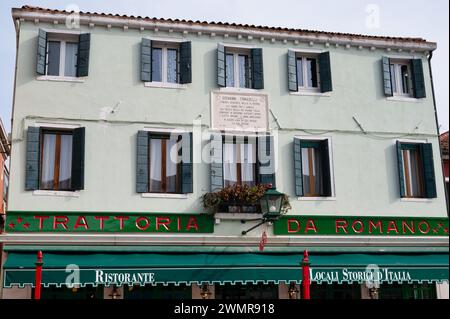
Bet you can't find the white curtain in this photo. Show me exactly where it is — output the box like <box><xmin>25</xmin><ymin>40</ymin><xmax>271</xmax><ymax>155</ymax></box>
<box><xmin>41</xmin><ymin>134</ymin><xmax>56</xmax><ymax>189</ymax></box>
<box><xmin>166</xmin><ymin>139</ymin><xmax>178</xmax><ymax>192</ymax></box>
<box><xmin>64</xmin><ymin>42</ymin><xmax>78</xmax><ymax>77</ymax></box>
<box><xmin>223</xmin><ymin>143</ymin><xmax>237</xmax><ymax>185</ymax></box>
<box><xmin>149</xmin><ymin>139</ymin><xmax>162</xmax><ymax>192</ymax></box>
<box><xmin>240</xmin><ymin>143</ymin><xmax>255</xmax><ymax>183</ymax></box>
<box><xmin>59</xmin><ymin>135</ymin><xmax>73</xmax><ymax>189</ymax></box>
<box><xmin>301</xmin><ymin>148</ymin><xmax>310</xmax><ymax>194</ymax></box>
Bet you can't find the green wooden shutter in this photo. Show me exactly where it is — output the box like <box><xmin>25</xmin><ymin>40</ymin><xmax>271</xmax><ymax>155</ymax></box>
<box><xmin>320</xmin><ymin>139</ymin><xmax>332</xmax><ymax>197</ymax></box>
<box><xmin>141</xmin><ymin>39</ymin><xmax>152</xmax><ymax>82</ymax></box>
<box><xmin>71</xmin><ymin>127</ymin><xmax>85</xmax><ymax>190</ymax></box>
<box><xmin>251</xmin><ymin>48</ymin><xmax>264</xmax><ymax>90</ymax></box>
<box><xmin>210</xmin><ymin>133</ymin><xmax>223</xmax><ymax>191</ymax></box>
<box><xmin>420</xmin><ymin>143</ymin><xmax>437</xmax><ymax>198</ymax></box>
<box><xmin>294</xmin><ymin>138</ymin><xmax>303</xmax><ymax>196</ymax></box>
<box><xmin>181</xmin><ymin>132</ymin><xmax>193</xmax><ymax>194</ymax></box>
<box><xmin>217</xmin><ymin>44</ymin><xmax>226</xmax><ymax>87</ymax></box>
<box><xmin>76</xmin><ymin>33</ymin><xmax>91</xmax><ymax>77</ymax></box>
<box><xmin>411</xmin><ymin>59</ymin><xmax>426</xmax><ymax>99</ymax></box>
<box><xmin>36</xmin><ymin>29</ymin><xmax>47</xmax><ymax>75</ymax></box>
<box><xmin>288</xmin><ymin>50</ymin><xmax>298</xmax><ymax>92</ymax></box>
<box><xmin>180</xmin><ymin>42</ymin><xmax>192</xmax><ymax>84</ymax></box>
<box><xmin>136</xmin><ymin>131</ymin><xmax>149</xmax><ymax>193</ymax></box>
<box><xmin>25</xmin><ymin>127</ymin><xmax>41</xmax><ymax>191</ymax></box>
<box><xmin>382</xmin><ymin>57</ymin><xmax>393</xmax><ymax>97</ymax></box>
<box><xmin>258</xmin><ymin>135</ymin><xmax>276</xmax><ymax>187</ymax></box>
<box><xmin>396</xmin><ymin>141</ymin><xmax>406</xmax><ymax>198</ymax></box>
<box><xmin>319</xmin><ymin>51</ymin><xmax>333</xmax><ymax>93</ymax></box>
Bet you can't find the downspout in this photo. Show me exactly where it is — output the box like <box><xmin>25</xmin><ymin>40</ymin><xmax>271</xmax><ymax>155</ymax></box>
<box><xmin>427</xmin><ymin>51</ymin><xmax>449</xmax><ymax>216</ymax></box>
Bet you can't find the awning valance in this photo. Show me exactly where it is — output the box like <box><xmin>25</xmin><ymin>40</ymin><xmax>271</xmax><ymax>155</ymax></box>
<box><xmin>3</xmin><ymin>252</ymin><xmax>448</xmax><ymax>287</ymax></box>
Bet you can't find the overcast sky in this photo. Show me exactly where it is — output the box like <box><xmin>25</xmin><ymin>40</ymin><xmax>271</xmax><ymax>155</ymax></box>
<box><xmin>0</xmin><ymin>0</ymin><xmax>448</xmax><ymax>133</ymax></box>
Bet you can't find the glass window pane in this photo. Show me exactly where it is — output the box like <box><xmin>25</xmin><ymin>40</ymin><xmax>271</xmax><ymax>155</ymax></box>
<box><xmin>41</xmin><ymin>134</ymin><xmax>57</xmax><ymax>189</ymax></box>
<box><xmin>307</xmin><ymin>58</ymin><xmax>318</xmax><ymax>88</ymax></box>
<box><xmin>314</xmin><ymin>148</ymin><xmax>323</xmax><ymax>195</ymax></box>
<box><xmin>390</xmin><ymin>64</ymin><xmax>397</xmax><ymax>94</ymax></box>
<box><xmin>149</xmin><ymin>139</ymin><xmax>162</xmax><ymax>192</ymax></box>
<box><xmin>238</xmin><ymin>55</ymin><xmax>248</xmax><ymax>88</ymax></box>
<box><xmin>223</xmin><ymin>143</ymin><xmax>237</xmax><ymax>186</ymax></box>
<box><xmin>409</xmin><ymin>150</ymin><xmax>421</xmax><ymax>197</ymax></box>
<box><xmin>226</xmin><ymin>54</ymin><xmax>235</xmax><ymax>87</ymax></box>
<box><xmin>151</xmin><ymin>48</ymin><xmax>163</xmax><ymax>82</ymax></box>
<box><xmin>166</xmin><ymin>139</ymin><xmax>178</xmax><ymax>193</ymax></box>
<box><xmin>400</xmin><ymin>65</ymin><xmax>410</xmax><ymax>94</ymax></box>
<box><xmin>64</xmin><ymin>42</ymin><xmax>78</xmax><ymax>77</ymax></box>
<box><xmin>58</xmin><ymin>135</ymin><xmax>73</xmax><ymax>190</ymax></box>
<box><xmin>167</xmin><ymin>49</ymin><xmax>178</xmax><ymax>83</ymax></box>
<box><xmin>47</xmin><ymin>41</ymin><xmax>61</xmax><ymax>76</ymax></box>
<box><xmin>301</xmin><ymin>148</ymin><xmax>311</xmax><ymax>195</ymax></box>
<box><xmin>240</xmin><ymin>143</ymin><xmax>256</xmax><ymax>186</ymax></box>
<box><xmin>296</xmin><ymin>58</ymin><xmax>304</xmax><ymax>87</ymax></box>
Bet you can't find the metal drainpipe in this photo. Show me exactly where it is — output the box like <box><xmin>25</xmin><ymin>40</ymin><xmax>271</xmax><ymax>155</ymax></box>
<box><xmin>427</xmin><ymin>51</ymin><xmax>449</xmax><ymax>216</ymax></box>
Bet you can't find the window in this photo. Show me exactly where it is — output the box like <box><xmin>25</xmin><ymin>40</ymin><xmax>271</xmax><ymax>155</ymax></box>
<box><xmin>396</xmin><ymin>141</ymin><xmax>436</xmax><ymax>199</ymax></box>
<box><xmin>151</xmin><ymin>43</ymin><xmax>179</xmax><ymax>84</ymax></box>
<box><xmin>40</xmin><ymin>129</ymin><xmax>74</xmax><ymax>191</ymax></box>
<box><xmin>226</xmin><ymin>49</ymin><xmax>251</xmax><ymax>88</ymax></box>
<box><xmin>379</xmin><ymin>283</ymin><xmax>437</xmax><ymax>299</ymax></box>
<box><xmin>294</xmin><ymin>138</ymin><xmax>333</xmax><ymax>198</ymax></box>
<box><xmin>296</xmin><ymin>55</ymin><xmax>320</xmax><ymax>90</ymax></box>
<box><xmin>390</xmin><ymin>60</ymin><xmax>413</xmax><ymax>96</ymax></box>
<box><xmin>149</xmin><ymin>133</ymin><xmax>181</xmax><ymax>193</ymax></box>
<box><xmin>25</xmin><ymin>126</ymin><xmax>85</xmax><ymax>192</ymax></box>
<box><xmin>37</xmin><ymin>29</ymin><xmax>90</xmax><ymax>78</ymax></box>
<box><xmin>223</xmin><ymin>137</ymin><xmax>257</xmax><ymax>187</ymax></box>
<box><xmin>136</xmin><ymin>131</ymin><xmax>193</xmax><ymax>195</ymax></box>
<box><xmin>215</xmin><ymin>283</ymin><xmax>279</xmax><ymax>300</ymax></box>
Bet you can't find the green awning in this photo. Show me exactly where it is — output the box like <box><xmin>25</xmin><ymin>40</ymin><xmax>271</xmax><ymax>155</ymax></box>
<box><xmin>3</xmin><ymin>252</ymin><xmax>448</xmax><ymax>288</ymax></box>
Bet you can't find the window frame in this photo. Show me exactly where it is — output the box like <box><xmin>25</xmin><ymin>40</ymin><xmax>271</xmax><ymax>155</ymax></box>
<box><xmin>222</xmin><ymin>135</ymin><xmax>259</xmax><ymax>187</ymax></box>
<box><xmin>295</xmin><ymin>136</ymin><xmax>336</xmax><ymax>200</ymax></box>
<box><xmin>296</xmin><ymin>54</ymin><xmax>321</xmax><ymax>92</ymax></box>
<box><xmin>45</xmin><ymin>34</ymin><xmax>79</xmax><ymax>78</ymax></box>
<box><xmin>398</xmin><ymin>142</ymin><xmax>426</xmax><ymax>199</ymax></box>
<box><xmin>39</xmin><ymin>128</ymin><xmax>75</xmax><ymax>192</ymax></box>
<box><xmin>225</xmin><ymin>47</ymin><xmax>252</xmax><ymax>89</ymax></box>
<box><xmin>151</xmin><ymin>42</ymin><xmax>180</xmax><ymax>85</ymax></box>
<box><xmin>390</xmin><ymin>59</ymin><xmax>413</xmax><ymax>97</ymax></box>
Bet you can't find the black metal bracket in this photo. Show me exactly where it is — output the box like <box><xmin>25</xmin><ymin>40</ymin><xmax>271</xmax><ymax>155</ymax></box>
<box><xmin>241</xmin><ymin>216</ymin><xmax>279</xmax><ymax>235</ymax></box>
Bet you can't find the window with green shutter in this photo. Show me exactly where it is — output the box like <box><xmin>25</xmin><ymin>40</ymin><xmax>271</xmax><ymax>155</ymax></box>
<box><xmin>36</xmin><ymin>30</ymin><xmax>90</xmax><ymax>78</ymax></box>
<box><xmin>25</xmin><ymin>126</ymin><xmax>85</xmax><ymax>192</ymax></box>
<box><xmin>386</xmin><ymin>58</ymin><xmax>426</xmax><ymax>99</ymax></box>
<box><xmin>288</xmin><ymin>51</ymin><xmax>332</xmax><ymax>93</ymax></box>
<box><xmin>396</xmin><ymin>141</ymin><xmax>436</xmax><ymax>199</ymax></box>
<box><xmin>136</xmin><ymin>131</ymin><xmax>193</xmax><ymax>194</ymax></box>
<box><xmin>294</xmin><ymin>138</ymin><xmax>333</xmax><ymax>197</ymax></box>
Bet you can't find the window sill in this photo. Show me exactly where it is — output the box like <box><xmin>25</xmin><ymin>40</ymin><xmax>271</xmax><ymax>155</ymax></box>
<box><xmin>218</xmin><ymin>87</ymin><xmax>264</xmax><ymax>94</ymax></box>
<box><xmin>387</xmin><ymin>96</ymin><xmax>422</xmax><ymax>103</ymax></box>
<box><xmin>36</xmin><ymin>76</ymin><xmax>85</xmax><ymax>83</ymax></box>
<box><xmin>400</xmin><ymin>198</ymin><xmax>433</xmax><ymax>203</ymax></box>
<box><xmin>215</xmin><ymin>213</ymin><xmax>262</xmax><ymax>220</ymax></box>
<box><xmin>144</xmin><ymin>82</ymin><xmax>187</xmax><ymax>89</ymax></box>
<box><xmin>297</xmin><ymin>196</ymin><xmax>336</xmax><ymax>201</ymax></box>
<box><xmin>290</xmin><ymin>90</ymin><xmax>331</xmax><ymax>97</ymax></box>
<box><xmin>32</xmin><ymin>190</ymin><xmax>80</xmax><ymax>198</ymax></box>
<box><xmin>141</xmin><ymin>193</ymin><xmax>188</xmax><ymax>199</ymax></box>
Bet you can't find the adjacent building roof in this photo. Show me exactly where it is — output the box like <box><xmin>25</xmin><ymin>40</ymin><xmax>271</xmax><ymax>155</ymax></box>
<box><xmin>12</xmin><ymin>5</ymin><xmax>436</xmax><ymax>52</ymax></box>
<box><xmin>441</xmin><ymin>131</ymin><xmax>449</xmax><ymax>157</ymax></box>
<box><xmin>0</xmin><ymin>118</ymin><xmax>10</xmax><ymax>158</ymax></box>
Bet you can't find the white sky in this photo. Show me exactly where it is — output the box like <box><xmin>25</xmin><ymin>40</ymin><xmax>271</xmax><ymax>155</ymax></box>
<box><xmin>0</xmin><ymin>0</ymin><xmax>448</xmax><ymax>133</ymax></box>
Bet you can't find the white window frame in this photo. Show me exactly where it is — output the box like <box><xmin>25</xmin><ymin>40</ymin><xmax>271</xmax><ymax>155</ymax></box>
<box><xmin>150</xmin><ymin>42</ymin><xmax>180</xmax><ymax>84</ymax></box>
<box><xmin>225</xmin><ymin>47</ymin><xmax>252</xmax><ymax>89</ymax></box>
<box><xmin>44</xmin><ymin>34</ymin><xmax>79</xmax><ymax>79</ymax></box>
<box><xmin>295</xmin><ymin>136</ymin><xmax>336</xmax><ymax>201</ymax></box>
<box><xmin>296</xmin><ymin>53</ymin><xmax>321</xmax><ymax>93</ymax></box>
<box><xmin>390</xmin><ymin>59</ymin><xmax>413</xmax><ymax>98</ymax></box>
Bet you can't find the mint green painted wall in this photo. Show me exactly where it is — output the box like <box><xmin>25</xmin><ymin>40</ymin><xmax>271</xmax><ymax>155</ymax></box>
<box><xmin>8</xmin><ymin>22</ymin><xmax>447</xmax><ymax>227</ymax></box>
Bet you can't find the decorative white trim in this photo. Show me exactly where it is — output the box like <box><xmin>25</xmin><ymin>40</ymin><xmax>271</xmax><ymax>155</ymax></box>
<box><xmin>219</xmin><ymin>42</ymin><xmax>257</xmax><ymax>49</ymax></box>
<box><xmin>218</xmin><ymin>87</ymin><xmax>262</xmax><ymax>94</ymax></box>
<box><xmin>297</xmin><ymin>197</ymin><xmax>336</xmax><ymax>201</ymax></box>
<box><xmin>41</xmin><ymin>28</ymin><xmax>82</xmax><ymax>35</ymax></box>
<box><xmin>288</xmin><ymin>48</ymin><xmax>325</xmax><ymax>54</ymax></box>
<box><xmin>141</xmin><ymin>193</ymin><xmax>188</xmax><ymax>199</ymax></box>
<box><xmin>395</xmin><ymin>138</ymin><xmax>428</xmax><ymax>144</ymax></box>
<box><xmin>215</xmin><ymin>213</ymin><xmax>263</xmax><ymax>220</ymax></box>
<box><xmin>386</xmin><ymin>54</ymin><xmax>422</xmax><ymax>60</ymax></box>
<box><xmin>142</xmin><ymin>127</ymin><xmax>188</xmax><ymax>134</ymax></box>
<box><xmin>400</xmin><ymin>198</ymin><xmax>434</xmax><ymax>203</ymax></box>
<box><xmin>32</xmin><ymin>190</ymin><xmax>80</xmax><ymax>198</ymax></box>
<box><xmin>145</xmin><ymin>36</ymin><xmax>185</xmax><ymax>43</ymax></box>
<box><xmin>144</xmin><ymin>82</ymin><xmax>187</xmax><ymax>89</ymax></box>
<box><xmin>290</xmin><ymin>91</ymin><xmax>331</xmax><ymax>97</ymax></box>
<box><xmin>34</xmin><ymin>122</ymin><xmax>81</xmax><ymax>129</ymax></box>
<box><xmin>387</xmin><ymin>96</ymin><xmax>423</xmax><ymax>103</ymax></box>
<box><xmin>36</xmin><ymin>76</ymin><xmax>85</xmax><ymax>83</ymax></box>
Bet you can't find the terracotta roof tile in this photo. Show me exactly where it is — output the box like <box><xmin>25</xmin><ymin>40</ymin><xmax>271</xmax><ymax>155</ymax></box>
<box><xmin>440</xmin><ymin>131</ymin><xmax>449</xmax><ymax>155</ymax></box>
<box><xmin>17</xmin><ymin>5</ymin><xmax>432</xmax><ymax>44</ymax></box>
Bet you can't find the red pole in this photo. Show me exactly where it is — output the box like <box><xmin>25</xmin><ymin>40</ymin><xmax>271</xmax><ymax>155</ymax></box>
<box><xmin>301</xmin><ymin>250</ymin><xmax>311</xmax><ymax>300</ymax></box>
<box><xmin>34</xmin><ymin>251</ymin><xmax>43</xmax><ymax>300</ymax></box>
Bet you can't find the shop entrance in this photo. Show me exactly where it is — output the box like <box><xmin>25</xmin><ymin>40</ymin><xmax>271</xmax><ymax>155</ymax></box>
<box><xmin>124</xmin><ymin>284</ymin><xmax>192</xmax><ymax>299</ymax></box>
<box><xmin>215</xmin><ymin>283</ymin><xmax>279</xmax><ymax>299</ymax></box>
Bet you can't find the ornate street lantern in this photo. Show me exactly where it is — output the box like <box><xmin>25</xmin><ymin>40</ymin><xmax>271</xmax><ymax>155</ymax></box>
<box><xmin>260</xmin><ymin>188</ymin><xmax>284</xmax><ymax>219</ymax></box>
